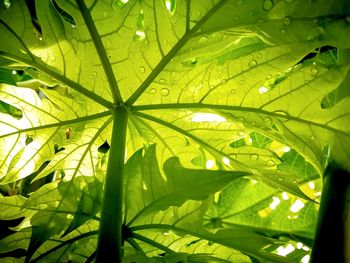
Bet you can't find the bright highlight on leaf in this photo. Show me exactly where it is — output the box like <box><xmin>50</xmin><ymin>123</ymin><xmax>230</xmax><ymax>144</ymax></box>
<box><xmin>258</xmin><ymin>86</ymin><xmax>269</xmax><ymax>94</ymax></box>
<box><xmin>191</xmin><ymin>113</ymin><xmax>226</xmax><ymax>123</ymax></box>
<box><xmin>276</xmin><ymin>244</ymin><xmax>295</xmax><ymax>256</ymax></box>
<box><xmin>1</xmin><ymin>0</ymin><xmax>350</xmax><ymax>262</ymax></box>
<box><xmin>290</xmin><ymin>199</ymin><xmax>305</xmax><ymax>213</ymax></box>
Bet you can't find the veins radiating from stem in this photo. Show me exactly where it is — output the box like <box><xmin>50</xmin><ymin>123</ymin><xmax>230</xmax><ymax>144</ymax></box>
<box><xmin>75</xmin><ymin>0</ymin><xmax>123</xmax><ymax>105</ymax></box>
<box><xmin>125</xmin><ymin>0</ymin><xmax>228</xmax><ymax>106</ymax></box>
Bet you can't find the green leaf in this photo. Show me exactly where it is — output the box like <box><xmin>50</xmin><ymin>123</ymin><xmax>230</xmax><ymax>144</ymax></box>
<box><xmin>1</xmin><ymin>0</ymin><xmax>350</xmax><ymax>262</ymax></box>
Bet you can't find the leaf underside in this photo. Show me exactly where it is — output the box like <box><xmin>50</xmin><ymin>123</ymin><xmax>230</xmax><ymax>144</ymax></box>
<box><xmin>0</xmin><ymin>0</ymin><xmax>350</xmax><ymax>262</ymax></box>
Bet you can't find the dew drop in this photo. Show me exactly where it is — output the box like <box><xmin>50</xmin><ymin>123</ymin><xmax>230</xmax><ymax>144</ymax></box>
<box><xmin>310</xmin><ymin>68</ymin><xmax>318</xmax><ymax>76</ymax></box>
<box><xmin>266</xmin><ymin>74</ymin><xmax>272</xmax><ymax>79</ymax></box>
<box><xmin>239</xmin><ymin>80</ymin><xmax>245</xmax><ymax>85</ymax></box>
<box><xmin>231</xmin><ymin>89</ymin><xmax>235</xmax><ymax>94</ymax></box>
<box><xmin>262</xmin><ymin>0</ymin><xmax>274</xmax><ymax>11</ymax></box>
<box><xmin>198</xmin><ymin>36</ymin><xmax>208</xmax><ymax>44</ymax></box>
<box><xmin>310</xmin><ymin>135</ymin><xmax>315</xmax><ymax>140</ymax></box>
<box><xmin>160</xmin><ymin>88</ymin><xmax>169</xmax><ymax>96</ymax></box>
<box><xmin>248</xmin><ymin>60</ymin><xmax>257</xmax><ymax>68</ymax></box>
<box><xmin>257</xmin><ymin>53</ymin><xmax>262</xmax><ymax>59</ymax></box>
<box><xmin>278</xmin><ymin>177</ymin><xmax>284</xmax><ymax>182</ymax></box>
<box><xmin>250</xmin><ymin>154</ymin><xmax>259</xmax><ymax>161</ymax></box>
<box><xmin>238</xmin><ymin>131</ymin><xmax>245</xmax><ymax>137</ymax></box>
<box><xmin>283</xmin><ymin>17</ymin><xmax>292</xmax><ymax>26</ymax></box>
<box><xmin>159</xmin><ymin>78</ymin><xmax>165</xmax><ymax>84</ymax></box>
<box><xmin>266</xmin><ymin>160</ymin><xmax>275</xmax><ymax>167</ymax></box>
<box><xmin>149</xmin><ymin>88</ymin><xmax>156</xmax><ymax>94</ymax></box>
<box><xmin>139</xmin><ymin>66</ymin><xmax>145</xmax><ymax>73</ymax></box>
<box><xmin>112</xmin><ymin>0</ymin><xmax>129</xmax><ymax>10</ymax></box>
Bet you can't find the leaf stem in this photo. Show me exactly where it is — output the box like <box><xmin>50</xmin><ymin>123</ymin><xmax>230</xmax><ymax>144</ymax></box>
<box><xmin>131</xmin><ymin>233</ymin><xmax>175</xmax><ymax>254</ymax></box>
<box><xmin>311</xmin><ymin>164</ymin><xmax>350</xmax><ymax>262</ymax></box>
<box><xmin>96</xmin><ymin>107</ymin><xmax>128</xmax><ymax>262</ymax></box>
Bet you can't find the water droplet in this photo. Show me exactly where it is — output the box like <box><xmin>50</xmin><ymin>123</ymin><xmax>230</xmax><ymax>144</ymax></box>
<box><xmin>310</xmin><ymin>135</ymin><xmax>315</xmax><ymax>140</ymax></box>
<box><xmin>283</xmin><ymin>17</ymin><xmax>292</xmax><ymax>26</ymax></box>
<box><xmin>71</xmin><ymin>24</ymin><xmax>77</xmax><ymax>29</ymax></box>
<box><xmin>293</xmin><ymin>180</ymin><xmax>298</xmax><ymax>184</ymax></box>
<box><xmin>160</xmin><ymin>88</ymin><xmax>169</xmax><ymax>96</ymax></box>
<box><xmin>4</xmin><ymin>0</ymin><xmax>11</xmax><ymax>8</ymax></box>
<box><xmin>249</xmin><ymin>60</ymin><xmax>257</xmax><ymax>68</ymax></box>
<box><xmin>139</xmin><ymin>66</ymin><xmax>145</xmax><ymax>73</ymax></box>
<box><xmin>149</xmin><ymin>88</ymin><xmax>156</xmax><ymax>94</ymax></box>
<box><xmin>239</xmin><ymin>80</ymin><xmax>245</xmax><ymax>85</ymax></box>
<box><xmin>266</xmin><ymin>160</ymin><xmax>275</xmax><ymax>167</ymax></box>
<box><xmin>310</xmin><ymin>68</ymin><xmax>318</xmax><ymax>76</ymax></box>
<box><xmin>262</xmin><ymin>0</ymin><xmax>274</xmax><ymax>11</ymax></box>
<box><xmin>250</xmin><ymin>154</ymin><xmax>259</xmax><ymax>160</ymax></box>
<box><xmin>231</xmin><ymin>89</ymin><xmax>235</xmax><ymax>94</ymax></box>
<box><xmin>238</xmin><ymin>131</ymin><xmax>245</xmax><ymax>137</ymax></box>
<box><xmin>266</xmin><ymin>74</ymin><xmax>272</xmax><ymax>79</ymax></box>
<box><xmin>112</xmin><ymin>0</ymin><xmax>129</xmax><ymax>10</ymax></box>
<box><xmin>159</xmin><ymin>78</ymin><xmax>165</xmax><ymax>84</ymax></box>
<box><xmin>278</xmin><ymin>177</ymin><xmax>284</xmax><ymax>182</ymax></box>
<box><xmin>90</xmin><ymin>72</ymin><xmax>97</xmax><ymax>78</ymax></box>
<box><xmin>257</xmin><ymin>53</ymin><xmax>262</xmax><ymax>59</ymax></box>
<box><xmin>257</xmin><ymin>18</ymin><xmax>264</xmax><ymax>23</ymax></box>
<box><xmin>198</xmin><ymin>36</ymin><xmax>208</xmax><ymax>44</ymax></box>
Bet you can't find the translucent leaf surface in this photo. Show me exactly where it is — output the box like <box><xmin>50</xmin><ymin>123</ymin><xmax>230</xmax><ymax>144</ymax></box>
<box><xmin>1</xmin><ymin>0</ymin><xmax>350</xmax><ymax>262</ymax></box>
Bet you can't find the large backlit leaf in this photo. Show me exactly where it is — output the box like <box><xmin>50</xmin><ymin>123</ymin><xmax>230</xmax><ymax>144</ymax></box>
<box><xmin>0</xmin><ymin>0</ymin><xmax>350</xmax><ymax>262</ymax></box>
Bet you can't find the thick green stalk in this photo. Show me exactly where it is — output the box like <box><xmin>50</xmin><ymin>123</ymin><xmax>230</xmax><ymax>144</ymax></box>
<box><xmin>311</xmin><ymin>164</ymin><xmax>350</xmax><ymax>262</ymax></box>
<box><xmin>96</xmin><ymin>107</ymin><xmax>128</xmax><ymax>262</ymax></box>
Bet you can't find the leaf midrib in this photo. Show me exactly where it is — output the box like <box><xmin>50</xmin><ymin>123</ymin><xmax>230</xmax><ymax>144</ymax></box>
<box><xmin>131</xmin><ymin>103</ymin><xmax>350</xmax><ymax>137</ymax></box>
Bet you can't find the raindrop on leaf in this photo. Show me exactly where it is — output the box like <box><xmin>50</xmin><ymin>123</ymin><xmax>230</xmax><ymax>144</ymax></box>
<box><xmin>310</xmin><ymin>68</ymin><xmax>318</xmax><ymax>76</ymax></box>
<box><xmin>149</xmin><ymin>88</ymin><xmax>156</xmax><ymax>94</ymax></box>
<box><xmin>160</xmin><ymin>88</ymin><xmax>169</xmax><ymax>96</ymax></box>
<box><xmin>283</xmin><ymin>17</ymin><xmax>292</xmax><ymax>26</ymax></box>
<box><xmin>249</xmin><ymin>60</ymin><xmax>257</xmax><ymax>68</ymax></box>
<box><xmin>239</xmin><ymin>80</ymin><xmax>245</xmax><ymax>85</ymax></box>
<box><xmin>198</xmin><ymin>36</ymin><xmax>209</xmax><ymax>44</ymax></box>
<box><xmin>112</xmin><ymin>0</ymin><xmax>129</xmax><ymax>10</ymax></box>
<box><xmin>250</xmin><ymin>154</ymin><xmax>259</xmax><ymax>160</ymax></box>
<box><xmin>266</xmin><ymin>160</ymin><xmax>275</xmax><ymax>167</ymax></box>
<box><xmin>278</xmin><ymin>177</ymin><xmax>284</xmax><ymax>182</ymax></box>
<box><xmin>231</xmin><ymin>89</ymin><xmax>235</xmax><ymax>94</ymax></box>
<box><xmin>238</xmin><ymin>131</ymin><xmax>245</xmax><ymax>137</ymax></box>
<box><xmin>262</xmin><ymin>0</ymin><xmax>274</xmax><ymax>11</ymax></box>
<box><xmin>139</xmin><ymin>66</ymin><xmax>145</xmax><ymax>73</ymax></box>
